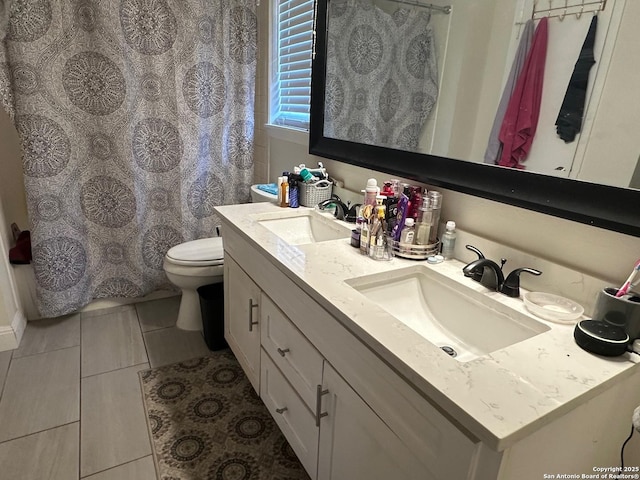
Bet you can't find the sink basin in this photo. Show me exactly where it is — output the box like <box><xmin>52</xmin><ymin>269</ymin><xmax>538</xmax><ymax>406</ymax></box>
<box><xmin>346</xmin><ymin>265</ymin><xmax>550</xmax><ymax>362</ymax></box>
<box><xmin>256</xmin><ymin>210</ymin><xmax>352</xmax><ymax>245</ymax></box>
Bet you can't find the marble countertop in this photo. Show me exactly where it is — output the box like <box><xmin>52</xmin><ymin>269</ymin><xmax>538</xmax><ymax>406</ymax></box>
<box><xmin>216</xmin><ymin>202</ymin><xmax>640</xmax><ymax>451</ymax></box>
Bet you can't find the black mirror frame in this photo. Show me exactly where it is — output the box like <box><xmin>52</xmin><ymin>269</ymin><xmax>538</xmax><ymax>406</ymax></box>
<box><xmin>309</xmin><ymin>0</ymin><xmax>640</xmax><ymax>238</ymax></box>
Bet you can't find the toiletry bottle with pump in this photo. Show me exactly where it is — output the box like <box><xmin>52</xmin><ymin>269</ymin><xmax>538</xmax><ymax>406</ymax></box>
<box><xmin>362</xmin><ymin>178</ymin><xmax>379</xmax><ymax>207</ymax></box>
<box><xmin>280</xmin><ymin>176</ymin><xmax>289</xmax><ymax>208</ymax></box>
<box><xmin>441</xmin><ymin>221</ymin><xmax>457</xmax><ymax>259</ymax></box>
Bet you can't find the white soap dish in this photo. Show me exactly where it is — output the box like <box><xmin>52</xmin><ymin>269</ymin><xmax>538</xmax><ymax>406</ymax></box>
<box><xmin>523</xmin><ymin>292</ymin><xmax>584</xmax><ymax>324</ymax></box>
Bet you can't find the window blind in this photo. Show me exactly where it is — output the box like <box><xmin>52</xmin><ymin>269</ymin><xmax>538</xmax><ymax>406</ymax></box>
<box><xmin>271</xmin><ymin>0</ymin><xmax>314</xmax><ymax>129</ymax></box>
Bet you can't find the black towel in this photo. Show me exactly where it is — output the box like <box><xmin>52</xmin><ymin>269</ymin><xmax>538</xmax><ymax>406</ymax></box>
<box><xmin>555</xmin><ymin>15</ymin><xmax>597</xmax><ymax>143</ymax></box>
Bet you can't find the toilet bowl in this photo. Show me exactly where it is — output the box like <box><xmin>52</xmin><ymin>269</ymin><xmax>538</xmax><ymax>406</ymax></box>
<box><xmin>251</xmin><ymin>184</ymin><xmax>278</xmax><ymax>203</ymax></box>
<box><xmin>163</xmin><ymin>237</ymin><xmax>224</xmax><ymax>331</ymax></box>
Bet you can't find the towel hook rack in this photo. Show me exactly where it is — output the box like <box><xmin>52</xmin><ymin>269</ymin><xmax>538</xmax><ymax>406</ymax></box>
<box><xmin>548</xmin><ymin>0</ymin><xmax>552</xmax><ymax>17</ymax></box>
<box><xmin>575</xmin><ymin>0</ymin><xmax>585</xmax><ymax>19</ymax></box>
<box><xmin>557</xmin><ymin>0</ymin><xmax>568</xmax><ymax>20</ymax></box>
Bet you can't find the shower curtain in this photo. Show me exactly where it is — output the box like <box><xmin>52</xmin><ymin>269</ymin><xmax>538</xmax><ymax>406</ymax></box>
<box><xmin>324</xmin><ymin>0</ymin><xmax>438</xmax><ymax>151</ymax></box>
<box><xmin>0</xmin><ymin>0</ymin><xmax>257</xmax><ymax>317</ymax></box>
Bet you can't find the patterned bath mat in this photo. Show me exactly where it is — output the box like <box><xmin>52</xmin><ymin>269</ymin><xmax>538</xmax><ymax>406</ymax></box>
<box><xmin>139</xmin><ymin>350</ymin><xmax>310</xmax><ymax>479</ymax></box>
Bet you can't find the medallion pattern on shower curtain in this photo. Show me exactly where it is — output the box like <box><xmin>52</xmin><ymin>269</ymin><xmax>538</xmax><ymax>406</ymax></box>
<box><xmin>324</xmin><ymin>0</ymin><xmax>438</xmax><ymax>151</ymax></box>
<box><xmin>0</xmin><ymin>0</ymin><xmax>257</xmax><ymax>317</ymax></box>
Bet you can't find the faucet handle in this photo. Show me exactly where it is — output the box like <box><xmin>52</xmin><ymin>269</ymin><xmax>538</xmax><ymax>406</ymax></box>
<box><xmin>500</xmin><ymin>267</ymin><xmax>542</xmax><ymax>298</ymax></box>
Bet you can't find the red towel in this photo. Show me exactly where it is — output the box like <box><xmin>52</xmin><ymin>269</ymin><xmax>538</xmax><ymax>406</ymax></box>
<box><xmin>498</xmin><ymin>17</ymin><xmax>549</xmax><ymax>169</ymax></box>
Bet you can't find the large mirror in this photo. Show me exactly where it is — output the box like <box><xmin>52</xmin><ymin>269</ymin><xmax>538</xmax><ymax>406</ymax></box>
<box><xmin>309</xmin><ymin>0</ymin><xmax>640</xmax><ymax>237</ymax></box>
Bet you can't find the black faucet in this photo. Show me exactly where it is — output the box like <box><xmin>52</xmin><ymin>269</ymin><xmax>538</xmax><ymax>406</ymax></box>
<box><xmin>317</xmin><ymin>195</ymin><xmax>361</xmax><ymax>223</ymax></box>
<box><xmin>463</xmin><ymin>258</ymin><xmax>506</xmax><ymax>291</ymax></box>
<box><xmin>462</xmin><ymin>246</ymin><xmax>542</xmax><ymax>297</ymax></box>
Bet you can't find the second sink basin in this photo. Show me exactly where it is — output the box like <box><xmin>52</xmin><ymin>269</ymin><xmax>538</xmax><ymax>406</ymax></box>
<box><xmin>346</xmin><ymin>265</ymin><xmax>550</xmax><ymax>362</ymax></box>
<box><xmin>256</xmin><ymin>210</ymin><xmax>351</xmax><ymax>245</ymax></box>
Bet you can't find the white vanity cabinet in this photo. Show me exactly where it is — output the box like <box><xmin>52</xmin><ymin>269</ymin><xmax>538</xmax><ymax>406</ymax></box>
<box><xmin>260</xmin><ymin>294</ymin><xmax>429</xmax><ymax>480</ymax></box>
<box><xmin>222</xmin><ymin>228</ymin><xmax>491</xmax><ymax>480</ymax></box>
<box><xmin>218</xmin><ymin>204</ymin><xmax>640</xmax><ymax>480</ymax></box>
<box><xmin>224</xmin><ymin>255</ymin><xmax>261</xmax><ymax>391</ymax></box>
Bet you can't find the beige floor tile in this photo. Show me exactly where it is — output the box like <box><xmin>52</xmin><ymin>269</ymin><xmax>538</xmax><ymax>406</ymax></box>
<box><xmin>81</xmin><ymin>363</ymin><xmax>151</xmax><ymax>477</ymax></box>
<box><xmin>143</xmin><ymin>326</ymin><xmax>211</xmax><ymax>368</ymax></box>
<box><xmin>0</xmin><ymin>349</ymin><xmax>12</xmax><ymax>397</ymax></box>
<box><xmin>136</xmin><ymin>295</ymin><xmax>180</xmax><ymax>332</ymax></box>
<box><xmin>81</xmin><ymin>304</ymin><xmax>136</xmax><ymax>318</ymax></box>
<box><xmin>0</xmin><ymin>423</ymin><xmax>79</xmax><ymax>480</ymax></box>
<box><xmin>13</xmin><ymin>314</ymin><xmax>80</xmax><ymax>359</ymax></box>
<box><xmin>0</xmin><ymin>347</ymin><xmax>80</xmax><ymax>442</ymax></box>
<box><xmin>81</xmin><ymin>308</ymin><xmax>148</xmax><ymax>377</ymax></box>
<box><xmin>83</xmin><ymin>456</ymin><xmax>157</xmax><ymax>480</ymax></box>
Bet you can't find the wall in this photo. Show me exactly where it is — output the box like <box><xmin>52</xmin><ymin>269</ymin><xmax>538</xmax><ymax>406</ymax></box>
<box><xmin>0</xmin><ymin>108</ymin><xmax>28</xmax><ymax>348</ymax></box>
<box><xmin>576</xmin><ymin>0</ymin><xmax>640</xmax><ymax>187</ymax></box>
<box><xmin>256</xmin><ymin>0</ymin><xmax>640</xmax><ymax>289</ymax></box>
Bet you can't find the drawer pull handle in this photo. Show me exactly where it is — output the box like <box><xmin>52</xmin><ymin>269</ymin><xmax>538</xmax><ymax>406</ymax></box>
<box><xmin>248</xmin><ymin>299</ymin><xmax>259</xmax><ymax>332</ymax></box>
<box><xmin>315</xmin><ymin>384</ymin><xmax>329</xmax><ymax>427</ymax></box>
<box><xmin>277</xmin><ymin>347</ymin><xmax>290</xmax><ymax>357</ymax></box>
<box><xmin>275</xmin><ymin>407</ymin><xmax>288</xmax><ymax>414</ymax></box>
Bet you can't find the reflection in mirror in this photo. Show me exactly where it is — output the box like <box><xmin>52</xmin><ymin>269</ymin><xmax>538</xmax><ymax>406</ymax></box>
<box><xmin>324</xmin><ymin>0</ymin><xmax>441</xmax><ymax>151</ymax></box>
<box><xmin>322</xmin><ymin>0</ymin><xmax>639</xmax><ymax>190</ymax></box>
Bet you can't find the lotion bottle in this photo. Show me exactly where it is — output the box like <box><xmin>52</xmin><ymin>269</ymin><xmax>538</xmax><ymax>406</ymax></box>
<box><xmin>280</xmin><ymin>176</ymin><xmax>289</xmax><ymax>208</ymax></box>
<box><xmin>362</xmin><ymin>178</ymin><xmax>379</xmax><ymax>207</ymax></box>
<box><xmin>441</xmin><ymin>221</ymin><xmax>457</xmax><ymax>259</ymax></box>
<box><xmin>399</xmin><ymin>218</ymin><xmax>415</xmax><ymax>246</ymax></box>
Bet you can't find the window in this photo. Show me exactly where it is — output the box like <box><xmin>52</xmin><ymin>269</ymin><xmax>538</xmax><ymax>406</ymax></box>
<box><xmin>270</xmin><ymin>0</ymin><xmax>315</xmax><ymax>130</ymax></box>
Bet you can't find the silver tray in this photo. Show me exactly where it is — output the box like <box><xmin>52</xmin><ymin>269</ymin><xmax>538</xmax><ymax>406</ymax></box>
<box><xmin>391</xmin><ymin>239</ymin><xmax>440</xmax><ymax>260</ymax></box>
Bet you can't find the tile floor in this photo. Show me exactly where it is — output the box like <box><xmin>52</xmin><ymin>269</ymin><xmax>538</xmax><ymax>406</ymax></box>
<box><xmin>0</xmin><ymin>295</ymin><xmax>213</xmax><ymax>480</ymax></box>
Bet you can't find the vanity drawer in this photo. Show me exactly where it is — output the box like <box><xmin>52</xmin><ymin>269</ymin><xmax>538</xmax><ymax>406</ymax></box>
<box><xmin>261</xmin><ymin>293</ymin><xmax>324</xmax><ymax>411</ymax></box>
<box><xmin>260</xmin><ymin>349</ymin><xmax>318</xmax><ymax>479</ymax></box>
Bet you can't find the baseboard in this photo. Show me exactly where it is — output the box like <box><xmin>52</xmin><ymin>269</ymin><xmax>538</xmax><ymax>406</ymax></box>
<box><xmin>80</xmin><ymin>290</ymin><xmax>179</xmax><ymax>313</ymax></box>
<box><xmin>0</xmin><ymin>310</ymin><xmax>25</xmax><ymax>352</ymax></box>
<box><xmin>11</xmin><ymin>309</ymin><xmax>27</xmax><ymax>345</ymax></box>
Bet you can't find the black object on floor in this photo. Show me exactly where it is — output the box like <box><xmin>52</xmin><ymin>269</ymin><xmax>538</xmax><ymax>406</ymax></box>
<box><xmin>198</xmin><ymin>282</ymin><xmax>228</xmax><ymax>350</ymax></box>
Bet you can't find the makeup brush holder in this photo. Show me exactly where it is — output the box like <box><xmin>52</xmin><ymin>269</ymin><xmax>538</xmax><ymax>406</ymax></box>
<box><xmin>593</xmin><ymin>287</ymin><xmax>640</xmax><ymax>342</ymax></box>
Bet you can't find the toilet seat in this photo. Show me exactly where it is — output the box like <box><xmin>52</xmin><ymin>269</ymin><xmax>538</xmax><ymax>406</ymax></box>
<box><xmin>165</xmin><ymin>237</ymin><xmax>224</xmax><ymax>267</ymax></box>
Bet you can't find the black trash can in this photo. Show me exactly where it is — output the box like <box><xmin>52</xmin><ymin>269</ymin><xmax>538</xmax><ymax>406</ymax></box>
<box><xmin>197</xmin><ymin>282</ymin><xmax>228</xmax><ymax>351</ymax></box>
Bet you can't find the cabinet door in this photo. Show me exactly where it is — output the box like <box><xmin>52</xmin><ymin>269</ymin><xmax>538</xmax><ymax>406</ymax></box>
<box><xmin>317</xmin><ymin>362</ymin><xmax>430</xmax><ymax>480</ymax></box>
<box><xmin>225</xmin><ymin>255</ymin><xmax>261</xmax><ymax>392</ymax></box>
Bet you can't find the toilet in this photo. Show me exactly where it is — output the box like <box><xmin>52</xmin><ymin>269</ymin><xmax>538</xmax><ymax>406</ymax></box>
<box><xmin>164</xmin><ymin>185</ymin><xmax>272</xmax><ymax>331</ymax></box>
<box><xmin>250</xmin><ymin>184</ymin><xmax>278</xmax><ymax>203</ymax></box>
<box><xmin>163</xmin><ymin>237</ymin><xmax>224</xmax><ymax>331</ymax></box>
